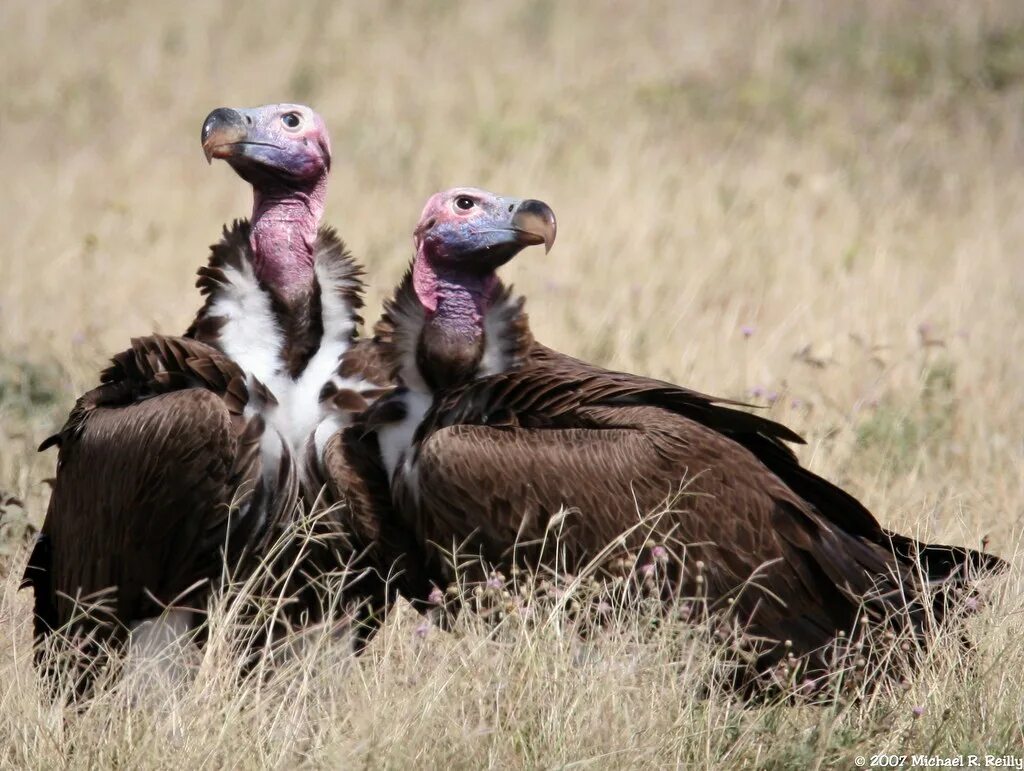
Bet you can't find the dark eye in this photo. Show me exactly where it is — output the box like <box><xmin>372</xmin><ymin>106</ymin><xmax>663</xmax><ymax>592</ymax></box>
<box><xmin>281</xmin><ymin>112</ymin><xmax>302</xmax><ymax>130</ymax></box>
<box><xmin>455</xmin><ymin>196</ymin><xmax>475</xmax><ymax>211</ymax></box>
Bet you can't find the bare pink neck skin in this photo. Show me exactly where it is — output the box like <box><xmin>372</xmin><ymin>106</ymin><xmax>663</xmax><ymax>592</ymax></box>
<box><xmin>413</xmin><ymin>248</ymin><xmax>499</xmax><ymax>341</ymax></box>
<box><xmin>411</xmin><ymin>249</ymin><xmax>500</xmax><ymax>388</ymax></box>
<box><xmin>249</xmin><ymin>174</ymin><xmax>327</xmax><ymax>301</ymax></box>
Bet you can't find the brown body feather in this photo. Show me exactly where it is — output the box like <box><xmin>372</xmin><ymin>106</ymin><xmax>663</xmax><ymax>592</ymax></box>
<box><xmin>366</xmin><ymin>272</ymin><xmax>1005</xmax><ymax>684</ymax></box>
<box><xmin>25</xmin><ymin>337</ymin><xmax>290</xmax><ymax>643</ymax></box>
<box><xmin>25</xmin><ymin>222</ymin><xmax>391</xmax><ymax>670</ymax></box>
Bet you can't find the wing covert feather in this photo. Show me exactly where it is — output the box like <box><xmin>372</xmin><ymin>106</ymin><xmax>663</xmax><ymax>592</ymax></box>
<box><xmin>28</xmin><ymin>335</ymin><xmax>268</xmax><ymax>639</ymax></box>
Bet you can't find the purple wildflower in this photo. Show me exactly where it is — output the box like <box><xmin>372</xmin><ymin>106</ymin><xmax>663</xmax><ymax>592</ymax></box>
<box><xmin>414</xmin><ymin>622</ymin><xmax>431</xmax><ymax>639</ymax></box>
<box><xmin>911</xmin><ymin>705</ymin><xmax>925</xmax><ymax>718</ymax></box>
<box><xmin>652</xmin><ymin>545</ymin><xmax>669</xmax><ymax>563</ymax></box>
<box><xmin>799</xmin><ymin>677</ymin><xmax>820</xmax><ymax>695</ymax></box>
<box><xmin>741</xmin><ymin>324</ymin><xmax>756</xmax><ymax>338</ymax></box>
<box><xmin>428</xmin><ymin>587</ymin><xmax>444</xmax><ymax>605</ymax></box>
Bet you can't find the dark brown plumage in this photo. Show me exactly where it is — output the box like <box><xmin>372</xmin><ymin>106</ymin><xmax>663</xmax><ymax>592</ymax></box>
<box><xmin>23</xmin><ymin>104</ymin><xmax>400</xmax><ymax>689</ymax></box>
<box><xmin>26</xmin><ymin>337</ymin><xmax>289</xmax><ymax>641</ymax></box>
<box><xmin>24</xmin><ymin>221</ymin><xmax>388</xmax><ymax>681</ymax></box>
<box><xmin>363</xmin><ymin>187</ymin><xmax>1005</xmax><ymax>687</ymax></box>
<box><xmin>318</xmin><ymin>426</ymin><xmax>433</xmax><ymax>644</ymax></box>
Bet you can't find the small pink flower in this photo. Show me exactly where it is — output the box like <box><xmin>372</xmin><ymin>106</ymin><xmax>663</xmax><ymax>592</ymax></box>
<box><xmin>741</xmin><ymin>324</ymin><xmax>756</xmax><ymax>338</ymax></box>
<box><xmin>428</xmin><ymin>587</ymin><xmax>444</xmax><ymax>605</ymax></box>
<box><xmin>486</xmin><ymin>576</ymin><xmax>504</xmax><ymax>591</ymax></box>
<box><xmin>799</xmin><ymin>677</ymin><xmax>820</xmax><ymax>694</ymax></box>
<box><xmin>911</xmin><ymin>705</ymin><xmax>925</xmax><ymax>718</ymax></box>
<box><xmin>640</xmin><ymin>563</ymin><xmax>655</xmax><ymax>578</ymax></box>
<box><xmin>965</xmin><ymin>596</ymin><xmax>979</xmax><ymax>612</ymax></box>
<box><xmin>652</xmin><ymin>545</ymin><xmax>669</xmax><ymax>563</ymax></box>
<box><xmin>414</xmin><ymin>622</ymin><xmax>430</xmax><ymax>639</ymax></box>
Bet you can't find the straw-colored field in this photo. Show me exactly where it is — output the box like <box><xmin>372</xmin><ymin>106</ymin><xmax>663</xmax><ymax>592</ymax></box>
<box><xmin>1</xmin><ymin>1</ymin><xmax>1022</xmax><ymax>767</ymax></box>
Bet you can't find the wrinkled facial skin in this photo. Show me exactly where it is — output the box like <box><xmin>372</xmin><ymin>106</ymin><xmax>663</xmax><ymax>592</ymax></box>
<box><xmin>414</xmin><ymin>187</ymin><xmax>556</xmax><ymax>273</ymax></box>
<box><xmin>201</xmin><ymin>103</ymin><xmax>331</xmax><ymax>187</ymax></box>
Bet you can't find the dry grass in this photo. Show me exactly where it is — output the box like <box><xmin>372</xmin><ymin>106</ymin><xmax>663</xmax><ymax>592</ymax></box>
<box><xmin>2</xmin><ymin>0</ymin><xmax>1023</xmax><ymax>767</ymax></box>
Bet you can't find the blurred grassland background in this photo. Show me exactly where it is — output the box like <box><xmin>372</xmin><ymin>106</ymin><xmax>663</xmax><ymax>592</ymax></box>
<box><xmin>1</xmin><ymin>1</ymin><xmax>1023</xmax><ymax>767</ymax></box>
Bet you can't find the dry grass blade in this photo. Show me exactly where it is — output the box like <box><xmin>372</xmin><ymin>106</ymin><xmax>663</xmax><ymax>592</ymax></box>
<box><xmin>2</xmin><ymin>0</ymin><xmax>1023</xmax><ymax>766</ymax></box>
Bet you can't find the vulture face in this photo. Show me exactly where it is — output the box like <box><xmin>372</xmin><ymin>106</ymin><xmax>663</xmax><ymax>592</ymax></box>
<box><xmin>414</xmin><ymin>187</ymin><xmax>556</xmax><ymax>273</ymax></box>
<box><xmin>201</xmin><ymin>103</ymin><xmax>331</xmax><ymax>187</ymax></box>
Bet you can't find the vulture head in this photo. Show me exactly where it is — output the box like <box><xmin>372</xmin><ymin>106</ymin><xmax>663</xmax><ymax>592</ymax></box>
<box><xmin>414</xmin><ymin>187</ymin><xmax>556</xmax><ymax>277</ymax></box>
<box><xmin>201</xmin><ymin>103</ymin><xmax>332</xmax><ymax>300</ymax></box>
<box><xmin>201</xmin><ymin>103</ymin><xmax>331</xmax><ymax>189</ymax></box>
<box><xmin>407</xmin><ymin>187</ymin><xmax>556</xmax><ymax>385</ymax></box>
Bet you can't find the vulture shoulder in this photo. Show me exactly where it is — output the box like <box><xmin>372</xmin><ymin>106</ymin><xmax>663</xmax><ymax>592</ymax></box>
<box><xmin>385</xmin><ymin>346</ymin><xmax>1002</xmax><ymax>667</ymax></box>
<box><xmin>442</xmin><ymin>343</ymin><xmax>1002</xmax><ymax>573</ymax></box>
<box><xmin>522</xmin><ymin>346</ymin><xmax>1002</xmax><ymax>577</ymax></box>
<box><xmin>404</xmin><ymin>395</ymin><xmax>891</xmax><ymax>655</ymax></box>
<box><xmin>408</xmin><ymin>367</ymin><xmax>819</xmax><ymax>558</ymax></box>
<box><xmin>24</xmin><ymin>335</ymin><xmax>293</xmax><ymax>643</ymax></box>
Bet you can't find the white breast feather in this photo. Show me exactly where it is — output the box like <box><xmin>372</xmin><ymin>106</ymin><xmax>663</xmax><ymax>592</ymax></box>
<box><xmin>208</xmin><ymin>261</ymin><xmax>285</xmax><ymax>392</ymax></box>
<box><xmin>377</xmin><ymin>389</ymin><xmax>433</xmax><ymax>490</ymax></box>
<box><xmin>283</xmin><ymin>259</ymin><xmax>360</xmax><ymax>451</ymax></box>
<box><xmin>209</xmin><ymin>245</ymin><xmax>391</xmax><ymax>504</ymax></box>
<box><xmin>311</xmin><ymin>375</ymin><xmax>377</xmax><ymax>458</ymax></box>
<box><xmin>125</xmin><ymin>609</ymin><xmax>195</xmax><ymax>691</ymax></box>
<box><xmin>479</xmin><ymin>292</ymin><xmax>521</xmax><ymax>376</ymax></box>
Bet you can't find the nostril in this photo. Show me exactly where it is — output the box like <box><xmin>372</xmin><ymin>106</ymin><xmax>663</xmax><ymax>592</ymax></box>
<box><xmin>244</xmin><ymin>115</ymin><xmax>253</xmax><ymax>126</ymax></box>
<box><xmin>508</xmin><ymin>204</ymin><xmax>514</xmax><ymax>212</ymax></box>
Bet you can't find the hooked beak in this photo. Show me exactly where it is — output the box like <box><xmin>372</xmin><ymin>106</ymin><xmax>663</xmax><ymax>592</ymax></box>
<box><xmin>510</xmin><ymin>199</ymin><xmax>557</xmax><ymax>253</ymax></box>
<box><xmin>201</xmin><ymin>107</ymin><xmax>250</xmax><ymax>164</ymax></box>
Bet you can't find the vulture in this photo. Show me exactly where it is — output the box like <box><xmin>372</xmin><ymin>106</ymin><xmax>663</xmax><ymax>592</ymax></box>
<box><xmin>22</xmin><ymin>104</ymin><xmax>388</xmax><ymax>683</ymax></box>
<box><xmin>364</xmin><ymin>186</ymin><xmax>1005</xmax><ymax>687</ymax></box>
